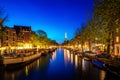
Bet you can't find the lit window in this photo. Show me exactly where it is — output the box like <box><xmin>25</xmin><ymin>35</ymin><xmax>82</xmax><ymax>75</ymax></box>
<box><xmin>116</xmin><ymin>36</ymin><xmax>119</xmax><ymax>42</ymax></box>
<box><xmin>116</xmin><ymin>28</ymin><xmax>119</xmax><ymax>33</ymax></box>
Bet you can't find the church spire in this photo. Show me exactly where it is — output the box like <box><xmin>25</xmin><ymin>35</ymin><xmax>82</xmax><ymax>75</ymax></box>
<box><xmin>65</xmin><ymin>32</ymin><xmax>67</xmax><ymax>41</ymax></box>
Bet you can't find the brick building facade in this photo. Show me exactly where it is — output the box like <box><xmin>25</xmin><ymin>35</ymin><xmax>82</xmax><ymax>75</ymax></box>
<box><xmin>114</xmin><ymin>28</ymin><xmax>120</xmax><ymax>55</ymax></box>
<box><xmin>14</xmin><ymin>25</ymin><xmax>32</xmax><ymax>48</ymax></box>
<box><xmin>0</xmin><ymin>25</ymin><xmax>32</xmax><ymax>54</ymax></box>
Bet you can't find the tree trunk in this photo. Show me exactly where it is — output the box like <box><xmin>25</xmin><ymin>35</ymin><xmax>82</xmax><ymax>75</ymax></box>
<box><xmin>107</xmin><ymin>31</ymin><xmax>114</xmax><ymax>54</ymax></box>
<box><xmin>88</xmin><ymin>40</ymin><xmax>91</xmax><ymax>51</ymax></box>
<box><xmin>107</xmin><ymin>42</ymin><xmax>110</xmax><ymax>54</ymax></box>
<box><xmin>81</xmin><ymin>42</ymin><xmax>84</xmax><ymax>52</ymax></box>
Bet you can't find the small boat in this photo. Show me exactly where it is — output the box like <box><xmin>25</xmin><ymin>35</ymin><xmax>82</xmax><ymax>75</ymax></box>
<box><xmin>83</xmin><ymin>57</ymin><xmax>91</xmax><ymax>61</ymax></box>
<box><xmin>92</xmin><ymin>59</ymin><xmax>104</xmax><ymax>68</ymax></box>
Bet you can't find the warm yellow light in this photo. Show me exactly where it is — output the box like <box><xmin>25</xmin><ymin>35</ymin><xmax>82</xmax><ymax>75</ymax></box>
<box><xmin>24</xmin><ymin>43</ymin><xmax>32</xmax><ymax>49</ymax></box>
<box><xmin>75</xmin><ymin>55</ymin><xmax>78</xmax><ymax>68</ymax></box>
<box><xmin>78</xmin><ymin>44</ymin><xmax>81</xmax><ymax>48</ymax></box>
<box><xmin>0</xmin><ymin>47</ymin><xmax>6</xmax><ymax>50</ymax></box>
<box><xmin>116</xmin><ymin>28</ymin><xmax>119</xmax><ymax>33</ymax></box>
<box><xmin>17</xmin><ymin>47</ymin><xmax>24</xmax><ymax>49</ymax></box>
<box><xmin>25</xmin><ymin>66</ymin><xmax>28</xmax><ymax>76</ymax></box>
<box><xmin>116</xmin><ymin>36</ymin><xmax>119</xmax><ymax>42</ymax></box>
<box><xmin>11</xmin><ymin>47</ymin><xmax>16</xmax><ymax>49</ymax></box>
<box><xmin>37</xmin><ymin>45</ymin><xmax>40</xmax><ymax>48</ymax></box>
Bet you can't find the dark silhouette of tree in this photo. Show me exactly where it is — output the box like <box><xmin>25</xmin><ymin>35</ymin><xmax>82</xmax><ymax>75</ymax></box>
<box><xmin>36</xmin><ymin>30</ymin><xmax>47</xmax><ymax>38</ymax></box>
<box><xmin>0</xmin><ymin>7</ymin><xmax>8</xmax><ymax>47</ymax></box>
<box><xmin>31</xmin><ymin>30</ymin><xmax>58</xmax><ymax>48</ymax></box>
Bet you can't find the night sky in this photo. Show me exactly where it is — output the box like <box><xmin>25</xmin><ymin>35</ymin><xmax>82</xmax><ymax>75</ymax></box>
<box><xmin>0</xmin><ymin>0</ymin><xmax>93</xmax><ymax>43</ymax></box>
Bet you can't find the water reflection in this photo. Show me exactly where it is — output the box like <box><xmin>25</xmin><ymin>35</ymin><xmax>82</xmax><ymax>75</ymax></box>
<box><xmin>75</xmin><ymin>55</ymin><xmax>78</xmax><ymax>68</ymax></box>
<box><xmin>100</xmin><ymin>70</ymin><xmax>106</xmax><ymax>80</ymax></box>
<box><xmin>0</xmin><ymin>48</ymin><xmax>119</xmax><ymax>80</ymax></box>
<box><xmin>0</xmin><ymin>54</ymin><xmax>50</xmax><ymax>80</ymax></box>
<box><xmin>64</xmin><ymin>49</ymin><xmax>79</xmax><ymax>69</ymax></box>
<box><xmin>52</xmin><ymin>51</ymin><xmax>56</xmax><ymax>61</ymax></box>
<box><xmin>71</xmin><ymin>54</ymin><xmax>73</xmax><ymax>64</ymax></box>
<box><xmin>82</xmin><ymin>58</ymin><xmax>85</xmax><ymax>71</ymax></box>
<box><xmin>64</xmin><ymin>49</ymin><xmax>70</xmax><ymax>65</ymax></box>
<box><xmin>37</xmin><ymin>59</ymin><xmax>39</xmax><ymax>69</ymax></box>
<box><xmin>25</xmin><ymin>66</ymin><xmax>28</xmax><ymax>76</ymax></box>
<box><xmin>11</xmin><ymin>72</ymin><xmax>14</xmax><ymax>80</ymax></box>
<box><xmin>81</xmin><ymin>58</ymin><xmax>91</xmax><ymax>71</ymax></box>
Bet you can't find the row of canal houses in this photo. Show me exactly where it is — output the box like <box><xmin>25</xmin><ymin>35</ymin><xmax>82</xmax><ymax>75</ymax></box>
<box><xmin>68</xmin><ymin>29</ymin><xmax>120</xmax><ymax>56</ymax></box>
<box><xmin>114</xmin><ymin>28</ymin><xmax>120</xmax><ymax>56</ymax></box>
<box><xmin>0</xmin><ymin>19</ymin><xmax>33</xmax><ymax>54</ymax></box>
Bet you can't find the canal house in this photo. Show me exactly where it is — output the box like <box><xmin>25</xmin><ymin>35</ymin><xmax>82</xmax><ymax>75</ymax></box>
<box><xmin>0</xmin><ymin>25</ymin><xmax>32</xmax><ymax>54</ymax></box>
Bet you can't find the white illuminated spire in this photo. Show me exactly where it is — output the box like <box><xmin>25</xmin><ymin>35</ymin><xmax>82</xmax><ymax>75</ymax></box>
<box><xmin>65</xmin><ymin>32</ymin><xmax>67</xmax><ymax>41</ymax></box>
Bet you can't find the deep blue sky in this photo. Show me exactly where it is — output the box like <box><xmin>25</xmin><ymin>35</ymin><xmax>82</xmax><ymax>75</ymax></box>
<box><xmin>0</xmin><ymin>0</ymin><xmax>93</xmax><ymax>43</ymax></box>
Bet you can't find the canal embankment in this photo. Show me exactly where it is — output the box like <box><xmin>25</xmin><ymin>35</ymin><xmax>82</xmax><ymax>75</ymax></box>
<box><xmin>0</xmin><ymin>48</ymin><xmax>119</xmax><ymax>80</ymax></box>
<box><xmin>64</xmin><ymin>47</ymin><xmax>120</xmax><ymax>77</ymax></box>
<box><xmin>0</xmin><ymin>48</ymin><xmax>57</xmax><ymax>68</ymax></box>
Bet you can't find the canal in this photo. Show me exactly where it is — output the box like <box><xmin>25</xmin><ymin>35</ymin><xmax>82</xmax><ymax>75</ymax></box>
<box><xmin>0</xmin><ymin>48</ymin><xmax>119</xmax><ymax>80</ymax></box>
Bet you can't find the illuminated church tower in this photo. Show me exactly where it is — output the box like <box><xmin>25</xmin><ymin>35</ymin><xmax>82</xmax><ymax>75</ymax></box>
<box><xmin>65</xmin><ymin>32</ymin><xmax>67</xmax><ymax>41</ymax></box>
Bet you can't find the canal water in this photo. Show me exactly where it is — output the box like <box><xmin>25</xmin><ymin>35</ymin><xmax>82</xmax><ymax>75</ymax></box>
<box><xmin>0</xmin><ymin>48</ymin><xmax>119</xmax><ymax>80</ymax></box>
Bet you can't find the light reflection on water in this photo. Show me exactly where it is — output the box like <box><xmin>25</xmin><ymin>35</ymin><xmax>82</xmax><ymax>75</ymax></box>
<box><xmin>71</xmin><ymin>53</ymin><xmax>73</xmax><ymax>64</ymax></box>
<box><xmin>75</xmin><ymin>54</ymin><xmax>78</xmax><ymax>68</ymax></box>
<box><xmin>82</xmin><ymin>58</ymin><xmax>85</xmax><ymax>71</ymax></box>
<box><xmin>37</xmin><ymin>59</ymin><xmax>39</xmax><ymax>69</ymax></box>
<box><xmin>100</xmin><ymin>70</ymin><xmax>106</xmax><ymax>80</ymax></box>
<box><xmin>11</xmin><ymin>72</ymin><xmax>14</xmax><ymax>80</ymax></box>
<box><xmin>63</xmin><ymin>49</ymin><xmax>79</xmax><ymax>69</ymax></box>
<box><xmin>52</xmin><ymin>51</ymin><xmax>56</xmax><ymax>61</ymax></box>
<box><xmin>25</xmin><ymin>66</ymin><xmax>28</xmax><ymax>76</ymax></box>
<box><xmin>0</xmin><ymin>48</ymin><xmax>119</xmax><ymax>80</ymax></box>
<box><xmin>64</xmin><ymin>49</ymin><xmax>69</xmax><ymax>65</ymax></box>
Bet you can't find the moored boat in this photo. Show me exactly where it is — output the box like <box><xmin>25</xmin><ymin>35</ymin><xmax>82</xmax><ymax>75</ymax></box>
<box><xmin>92</xmin><ymin>59</ymin><xmax>105</xmax><ymax>68</ymax></box>
<box><xmin>0</xmin><ymin>53</ymin><xmax>41</xmax><ymax>66</ymax></box>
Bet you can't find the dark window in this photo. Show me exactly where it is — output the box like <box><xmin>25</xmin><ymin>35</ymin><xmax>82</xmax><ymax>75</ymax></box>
<box><xmin>6</xmin><ymin>36</ymin><xmax>8</xmax><ymax>40</ymax></box>
<box><xmin>117</xmin><ymin>46</ymin><xmax>120</xmax><ymax>54</ymax></box>
<box><xmin>13</xmin><ymin>33</ymin><xmax>15</xmax><ymax>36</ymax></box>
<box><xmin>6</xmin><ymin>31</ymin><xmax>9</xmax><ymax>34</ymax></box>
<box><xmin>13</xmin><ymin>37</ymin><xmax>15</xmax><ymax>41</ymax></box>
<box><xmin>6</xmin><ymin>42</ymin><xmax>8</xmax><ymax>46</ymax></box>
